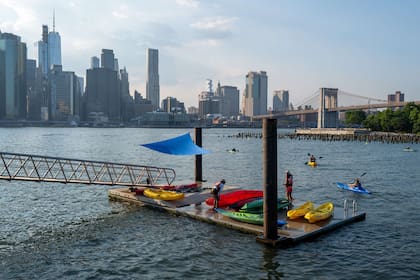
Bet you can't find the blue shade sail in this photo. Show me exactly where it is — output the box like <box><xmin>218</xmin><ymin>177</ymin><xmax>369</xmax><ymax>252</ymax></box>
<box><xmin>140</xmin><ymin>133</ymin><xmax>210</xmax><ymax>155</ymax></box>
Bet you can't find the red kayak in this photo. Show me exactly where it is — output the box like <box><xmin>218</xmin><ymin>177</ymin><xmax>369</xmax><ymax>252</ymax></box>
<box><xmin>205</xmin><ymin>190</ymin><xmax>263</xmax><ymax>208</ymax></box>
<box><xmin>156</xmin><ymin>183</ymin><xmax>199</xmax><ymax>192</ymax></box>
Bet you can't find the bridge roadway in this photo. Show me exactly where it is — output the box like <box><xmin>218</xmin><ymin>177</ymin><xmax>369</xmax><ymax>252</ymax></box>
<box><xmin>255</xmin><ymin>100</ymin><xmax>420</xmax><ymax>119</ymax></box>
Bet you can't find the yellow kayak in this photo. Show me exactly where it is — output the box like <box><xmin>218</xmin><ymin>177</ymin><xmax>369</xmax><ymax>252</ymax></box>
<box><xmin>143</xmin><ymin>188</ymin><xmax>185</xmax><ymax>201</ymax></box>
<box><xmin>304</xmin><ymin>202</ymin><xmax>334</xmax><ymax>223</ymax></box>
<box><xmin>287</xmin><ymin>201</ymin><xmax>314</xmax><ymax>219</ymax></box>
<box><xmin>307</xmin><ymin>161</ymin><xmax>317</xmax><ymax>167</ymax></box>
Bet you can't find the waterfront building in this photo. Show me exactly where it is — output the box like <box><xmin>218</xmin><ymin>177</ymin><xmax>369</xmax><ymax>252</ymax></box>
<box><xmin>133</xmin><ymin>90</ymin><xmax>153</xmax><ymax>117</ymax></box>
<box><xmin>161</xmin><ymin>97</ymin><xmax>186</xmax><ymax>114</ymax></box>
<box><xmin>49</xmin><ymin>65</ymin><xmax>82</xmax><ymax>121</ymax></box>
<box><xmin>388</xmin><ymin>91</ymin><xmax>404</xmax><ymax>102</ymax></box>
<box><xmin>26</xmin><ymin>59</ymin><xmax>40</xmax><ymax>120</ymax></box>
<box><xmin>146</xmin><ymin>48</ymin><xmax>160</xmax><ymax>110</ymax></box>
<box><xmin>242</xmin><ymin>71</ymin><xmax>268</xmax><ymax>117</ymax></box>
<box><xmin>0</xmin><ymin>31</ymin><xmax>27</xmax><ymax>120</ymax></box>
<box><xmin>215</xmin><ymin>82</ymin><xmax>240</xmax><ymax>117</ymax></box>
<box><xmin>85</xmin><ymin>50</ymin><xmax>120</xmax><ymax>122</ymax></box>
<box><xmin>120</xmin><ymin>67</ymin><xmax>134</xmax><ymax>122</ymax></box>
<box><xmin>198</xmin><ymin>84</ymin><xmax>221</xmax><ymax>117</ymax></box>
<box><xmin>273</xmin><ymin>90</ymin><xmax>289</xmax><ymax>112</ymax></box>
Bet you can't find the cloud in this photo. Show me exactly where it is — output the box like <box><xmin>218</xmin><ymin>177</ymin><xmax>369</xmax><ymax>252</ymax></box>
<box><xmin>0</xmin><ymin>1</ymin><xmax>37</xmax><ymax>32</ymax></box>
<box><xmin>112</xmin><ymin>5</ymin><xmax>129</xmax><ymax>19</ymax></box>
<box><xmin>175</xmin><ymin>0</ymin><xmax>199</xmax><ymax>8</ymax></box>
<box><xmin>190</xmin><ymin>16</ymin><xmax>238</xmax><ymax>40</ymax></box>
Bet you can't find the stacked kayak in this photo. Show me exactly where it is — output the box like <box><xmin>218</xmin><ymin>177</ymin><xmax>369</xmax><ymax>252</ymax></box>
<box><xmin>143</xmin><ymin>188</ymin><xmax>185</xmax><ymax>201</ymax></box>
<box><xmin>215</xmin><ymin>208</ymin><xmax>287</xmax><ymax>226</ymax></box>
<box><xmin>336</xmin><ymin>182</ymin><xmax>371</xmax><ymax>194</ymax></box>
<box><xmin>287</xmin><ymin>201</ymin><xmax>314</xmax><ymax>219</ymax></box>
<box><xmin>158</xmin><ymin>183</ymin><xmax>199</xmax><ymax>192</ymax></box>
<box><xmin>304</xmin><ymin>202</ymin><xmax>334</xmax><ymax>223</ymax></box>
<box><xmin>239</xmin><ymin>197</ymin><xmax>289</xmax><ymax>214</ymax></box>
<box><xmin>205</xmin><ymin>190</ymin><xmax>263</xmax><ymax>208</ymax></box>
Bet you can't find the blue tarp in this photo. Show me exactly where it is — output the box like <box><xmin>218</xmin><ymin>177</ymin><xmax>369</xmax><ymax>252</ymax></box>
<box><xmin>140</xmin><ymin>133</ymin><xmax>210</xmax><ymax>155</ymax></box>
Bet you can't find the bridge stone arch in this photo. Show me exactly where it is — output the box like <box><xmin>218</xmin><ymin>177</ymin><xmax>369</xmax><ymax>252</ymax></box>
<box><xmin>318</xmin><ymin>87</ymin><xmax>338</xmax><ymax>128</ymax></box>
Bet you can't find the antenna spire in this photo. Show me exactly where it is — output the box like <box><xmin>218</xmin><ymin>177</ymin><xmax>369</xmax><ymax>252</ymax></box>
<box><xmin>53</xmin><ymin>9</ymin><xmax>55</xmax><ymax>32</ymax></box>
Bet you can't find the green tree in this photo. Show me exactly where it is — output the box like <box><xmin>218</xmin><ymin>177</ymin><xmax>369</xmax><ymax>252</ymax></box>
<box><xmin>363</xmin><ymin>103</ymin><xmax>420</xmax><ymax>133</ymax></box>
<box><xmin>345</xmin><ymin>110</ymin><xmax>366</xmax><ymax>126</ymax></box>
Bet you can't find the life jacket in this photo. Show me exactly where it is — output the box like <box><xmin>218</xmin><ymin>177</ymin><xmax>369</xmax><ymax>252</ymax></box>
<box><xmin>286</xmin><ymin>175</ymin><xmax>293</xmax><ymax>186</ymax></box>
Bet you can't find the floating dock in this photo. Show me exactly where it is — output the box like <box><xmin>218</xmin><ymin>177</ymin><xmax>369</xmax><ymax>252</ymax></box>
<box><xmin>108</xmin><ymin>185</ymin><xmax>366</xmax><ymax>247</ymax></box>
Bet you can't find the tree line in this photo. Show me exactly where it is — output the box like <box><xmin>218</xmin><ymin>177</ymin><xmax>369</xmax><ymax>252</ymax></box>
<box><xmin>345</xmin><ymin>102</ymin><xmax>420</xmax><ymax>134</ymax></box>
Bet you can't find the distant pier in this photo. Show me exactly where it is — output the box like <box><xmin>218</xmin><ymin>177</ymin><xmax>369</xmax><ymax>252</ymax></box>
<box><xmin>229</xmin><ymin>128</ymin><xmax>420</xmax><ymax>144</ymax></box>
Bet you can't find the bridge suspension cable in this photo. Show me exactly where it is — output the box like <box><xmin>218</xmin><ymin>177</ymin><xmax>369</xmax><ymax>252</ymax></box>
<box><xmin>338</xmin><ymin>90</ymin><xmax>387</xmax><ymax>103</ymax></box>
<box><xmin>295</xmin><ymin>89</ymin><xmax>320</xmax><ymax>108</ymax></box>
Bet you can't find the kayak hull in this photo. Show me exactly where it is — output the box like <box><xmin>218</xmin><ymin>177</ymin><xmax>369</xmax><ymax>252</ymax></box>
<box><xmin>307</xmin><ymin>161</ymin><xmax>317</xmax><ymax>167</ymax></box>
<box><xmin>239</xmin><ymin>197</ymin><xmax>289</xmax><ymax>214</ymax></box>
<box><xmin>304</xmin><ymin>202</ymin><xmax>334</xmax><ymax>223</ymax></box>
<box><xmin>216</xmin><ymin>208</ymin><xmax>287</xmax><ymax>226</ymax></box>
<box><xmin>205</xmin><ymin>190</ymin><xmax>263</xmax><ymax>208</ymax></box>
<box><xmin>336</xmin><ymin>182</ymin><xmax>371</xmax><ymax>194</ymax></box>
<box><xmin>287</xmin><ymin>201</ymin><xmax>314</xmax><ymax>219</ymax></box>
<box><xmin>143</xmin><ymin>188</ymin><xmax>185</xmax><ymax>201</ymax></box>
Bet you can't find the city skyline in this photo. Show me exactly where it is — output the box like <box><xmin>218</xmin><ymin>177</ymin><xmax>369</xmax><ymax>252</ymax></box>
<box><xmin>1</xmin><ymin>0</ymin><xmax>419</xmax><ymax>108</ymax></box>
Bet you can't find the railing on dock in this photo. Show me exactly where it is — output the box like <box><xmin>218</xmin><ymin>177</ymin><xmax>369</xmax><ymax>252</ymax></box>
<box><xmin>0</xmin><ymin>152</ymin><xmax>176</xmax><ymax>187</ymax></box>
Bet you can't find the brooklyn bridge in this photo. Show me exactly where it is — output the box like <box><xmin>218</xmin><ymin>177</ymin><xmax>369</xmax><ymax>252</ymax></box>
<box><xmin>256</xmin><ymin>88</ymin><xmax>420</xmax><ymax>128</ymax></box>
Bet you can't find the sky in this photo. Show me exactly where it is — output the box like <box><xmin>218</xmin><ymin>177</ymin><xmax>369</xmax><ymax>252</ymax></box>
<box><xmin>1</xmin><ymin>0</ymin><xmax>419</xmax><ymax>109</ymax></box>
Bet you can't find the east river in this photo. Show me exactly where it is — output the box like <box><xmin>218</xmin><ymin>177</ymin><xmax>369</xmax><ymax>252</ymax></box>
<box><xmin>0</xmin><ymin>127</ymin><xmax>419</xmax><ymax>279</ymax></box>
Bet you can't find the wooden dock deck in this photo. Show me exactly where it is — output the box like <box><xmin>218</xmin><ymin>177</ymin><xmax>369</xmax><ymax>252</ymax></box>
<box><xmin>108</xmin><ymin>186</ymin><xmax>366</xmax><ymax>247</ymax></box>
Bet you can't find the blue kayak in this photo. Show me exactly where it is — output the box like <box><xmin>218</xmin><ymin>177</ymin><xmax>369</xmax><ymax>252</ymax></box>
<box><xmin>336</xmin><ymin>182</ymin><xmax>371</xmax><ymax>194</ymax></box>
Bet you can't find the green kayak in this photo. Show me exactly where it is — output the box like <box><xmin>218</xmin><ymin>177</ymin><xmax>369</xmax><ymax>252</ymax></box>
<box><xmin>216</xmin><ymin>208</ymin><xmax>287</xmax><ymax>226</ymax></box>
<box><xmin>239</xmin><ymin>197</ymin><xmax>290</xmax><ymax>214</ymax></box>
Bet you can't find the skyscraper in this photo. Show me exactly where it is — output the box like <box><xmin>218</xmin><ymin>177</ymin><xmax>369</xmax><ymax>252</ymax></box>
<box><xmin>48</xmin><ymin>26</ymin><xmax>61</xmax><ymax>66</ymax></box>
<box><xmin>146</xmin><ymin>48</ymin><xmax>160</xmax><ymax>110</ymax></box>
<box><xmin>90</xmin><ymin>56</ymin><xmax>99</xmax><ymax>69</ymax></box>
<box><xmin>101</xmin><ymin>49</ymin><xmax>114</xmax><ymax>70</ymax></box>
<box><xmin>49</xmin><ymin>65</ymin><xmax>81</xmax><ymax>121</ymax></box>
<box><xmin>85</xmin><ymin>49</ymin><xmax>120</xmax><ymax>122</ymax></box>
<box><xmin>242</xmin><ymin>71</ymin><xmax>267</xmax><ymax>117</ymax></box>
<box><xmin>36</xmin><ymin>14</ymin><xmax>62</xmax><ymax>120</ymax></box>
<box><xmin>273</xmin><ymin>90</ymin><xmax>289</xmax><ymax>112</ymax></box>
<box><xmin>0</xmin><ymin>31</ymin><xmax>27</xmax><ymax>120</ymax></box>
<box><xmin>38</xmin><ymin>25</ymin><xmax>49</xmax><ymax>77</ymax></box>
<box><xmin>217</xmin><ymin>85</ymin><xmax>240</xmax><ymax>117</ymax></box>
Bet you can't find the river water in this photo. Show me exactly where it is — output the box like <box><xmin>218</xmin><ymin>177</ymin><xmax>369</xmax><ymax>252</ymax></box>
<box><xmin>0</xmin><ymin>127</ymin><xmax>419</xmax><ymax>279</ymax></box>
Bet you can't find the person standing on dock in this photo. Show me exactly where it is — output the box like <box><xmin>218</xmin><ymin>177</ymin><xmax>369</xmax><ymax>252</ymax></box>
<box><xmin>284</xmin><ymin>170</ymin><xmax>294</xmax><ymax>203</ymax></box>
<box><xmin>212</xmin><ymin>179</ymin><xmax>225</xmax><ymax>209</ymax></box>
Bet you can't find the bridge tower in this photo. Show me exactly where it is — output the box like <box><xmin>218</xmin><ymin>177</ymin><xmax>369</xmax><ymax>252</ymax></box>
<box><xmin>318</xmin><ymin>88</ymin><xmax>338</xmax><ymax>128</ymax></box>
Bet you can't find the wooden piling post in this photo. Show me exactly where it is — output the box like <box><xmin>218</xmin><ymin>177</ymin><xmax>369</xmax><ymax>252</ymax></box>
<box><xmin>261</xmin><ymin>118</ymin><xmax>278</xmax><ymax>242</ymax></box>
<box><xmin>195</xmin><ymin>127</ymin><xmax>203</xmax><ymax>182</ymax></box>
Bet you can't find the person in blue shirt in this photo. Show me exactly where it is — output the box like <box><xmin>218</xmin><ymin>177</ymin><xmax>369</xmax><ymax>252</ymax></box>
<box><xmin>212</xmin><ymin>179</ymin><xmax>225</xmax><ymax>209</ymax></box>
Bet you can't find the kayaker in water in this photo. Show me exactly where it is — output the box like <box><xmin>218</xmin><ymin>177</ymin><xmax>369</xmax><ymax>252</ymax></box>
<box><xmin>349</xmin><ymin>178</ymin><xmax>361</xmax><ymax>189</ymax></box>
<box><xmin>212</xmin><ymin>179</ymin><xmax>225</xmax><ymax>209</ymax></box>
<box><xmin>284</xmin><ymin>170</ymin><xmax>293</xmax><ymax>203</ymax></box>
<box><xmin>309</xmin><ymin>154</ymin><xmax>316</xmax><ymax>163</ymax></box>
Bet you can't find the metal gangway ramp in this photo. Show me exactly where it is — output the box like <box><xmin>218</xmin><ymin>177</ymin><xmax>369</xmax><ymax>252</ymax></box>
<box><xmin>0</xmin><ymin>152</ymin><xmax>176</xmax><ymax>187</ymax></box>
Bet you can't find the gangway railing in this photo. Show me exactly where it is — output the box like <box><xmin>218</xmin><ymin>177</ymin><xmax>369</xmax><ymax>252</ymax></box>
<box><xmin>0</xmin><ymin>152</ymin><xmax>176</xmax><ymax>187</ymax></box>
